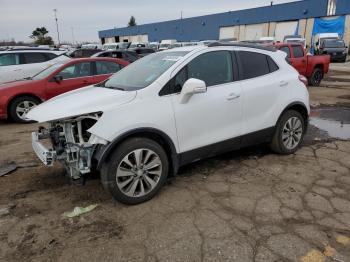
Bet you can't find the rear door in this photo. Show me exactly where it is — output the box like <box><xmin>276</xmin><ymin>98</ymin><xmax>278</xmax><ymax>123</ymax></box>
<box><xmin>93</xmin><ymin>60</ymin><xmax>123</xmax><ymax>83</ymax></box>
<box><xmin>237</xmin><ymin>50</ymin><xmax>282</xmax><ymax>138</ymax></box>
<box><xmin>0</xmin><ymin>53</ymin><xmax>21</xmax><ymax>83</ymax></box>
<box><xmin>290</xmin><ymin>45</ymin><xmax>306</xmax><ymax>75</ymax></box>
<box><xmin>21</xmin><ymin>52</ymin><xmax>52</xmax><ymax>78</ymax></box>
<box><xmin>45</xmin><ymin>61</ymin><xmax>94</xmax><ymax>99</ymax></box>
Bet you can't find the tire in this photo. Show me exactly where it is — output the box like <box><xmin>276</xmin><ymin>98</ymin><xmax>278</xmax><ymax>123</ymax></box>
<box><xmin>270</xmin><ymin>110</ymin><xmax>305</xmax><ymax>155</ymax></box>
<box><xmin>9</xmin><ymin>96</ymin><xmax>40</xmax><ymax>123</ymax></box>
<box><xmin>308</xmin><ymin>68</ymin><xmax>323</xmax><ymax>86</ymax></box>
<box><xmin>101</xmin><ymin>137</ymin><xmax>169</xmax><ymax>205</ymax></box>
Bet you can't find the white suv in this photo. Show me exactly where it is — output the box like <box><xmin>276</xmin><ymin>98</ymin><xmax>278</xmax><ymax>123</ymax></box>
<box><xmin>0</xmin><ymin>49</ymin><xmax>69</xmax><ymax>84</ymax></box>
<box><xmin>28</xmin><ymin>43</ymin><xmax>310</xmax><ymax>204</ymax></box>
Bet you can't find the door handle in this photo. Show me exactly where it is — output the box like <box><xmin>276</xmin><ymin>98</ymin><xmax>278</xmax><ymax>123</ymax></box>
<box><xmin>279</xmin><ymin>81</ymin><xmax>288</xmax><ymax>87</ymax></box>
<box><xmin>227</xmin><ymin>93</ymin><xmax>240</xmax><ymax>100</ymax></box>
<box><xmin>14</xmin><ymin>69</ymin><xmax>22</xmax><ymax>71</ymax></box>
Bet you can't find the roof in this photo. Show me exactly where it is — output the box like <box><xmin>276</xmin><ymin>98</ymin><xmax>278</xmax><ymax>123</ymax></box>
<box><xmin>207</xmin><ymin>42</ymin><xmax>277</xmax><ymax>52</ymax></box>
<box><xmin>0</xmin><ymin>49</ymin><xmax>65</xmax><ymax>54</ymax></box>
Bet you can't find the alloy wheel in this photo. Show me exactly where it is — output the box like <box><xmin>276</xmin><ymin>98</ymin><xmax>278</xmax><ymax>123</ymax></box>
<box><xmin>16</xmin><ymin>101</ymin><xmax>37</xmax><ymax>120</ymax></box>
<box><xmin>116</xmin><ymin>149</ymin><xmax>162</xmax><ymax>197</ymax></box>
<box><xmin>282</xmin><ymin>116</ymin><xmax>303</xmax><ymax>150</ymax></box>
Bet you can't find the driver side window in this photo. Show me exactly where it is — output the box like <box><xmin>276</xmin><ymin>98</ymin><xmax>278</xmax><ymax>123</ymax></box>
<box><xmin>55</xmin><ymin>62</ymin><xmax>91</xmax><ymax>79</ymax></box>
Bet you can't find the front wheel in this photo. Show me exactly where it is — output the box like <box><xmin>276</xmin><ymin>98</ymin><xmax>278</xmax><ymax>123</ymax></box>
<box><xmin>270</xmin><ymin>110</ymin><xmax>305</xmax><ymax>155</ymax></box>
<box><xmin>101</xmin><ymin>137</ymin><xmax>169</xmax><ymax>205</ymax></box>
<box><xmin>9</xmin><ymin>96</ymin><xmax>40</xmax><ymax>123</ymax></box>
<box><xmin>308</xmin><ymin>68</ymin><xmax>323</xmax><ymax>86</ymax></box>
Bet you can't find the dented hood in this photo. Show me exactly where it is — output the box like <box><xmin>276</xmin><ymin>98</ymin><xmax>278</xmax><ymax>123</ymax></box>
<box><xmin>27</xmin><ymin>86</ymin><xmax>136</xmax><ymax>122</ymax></box>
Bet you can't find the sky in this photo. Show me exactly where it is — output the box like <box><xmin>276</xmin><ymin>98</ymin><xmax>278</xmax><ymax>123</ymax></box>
<box><xmin>0</xmin><ymin>0</ymin><xmax>299</xmax><ymax>43</ymax></box>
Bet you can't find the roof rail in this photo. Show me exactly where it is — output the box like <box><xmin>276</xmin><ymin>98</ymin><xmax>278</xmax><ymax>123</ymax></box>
<box><xmin>207</xmin><ymin>42</ymin><xmax>277</xmax><ymax>52</ymax></box>
<box><xmin>5</xmin><ymin>48</ymin><xmax>58</xmax><ymax>51</ymax></box>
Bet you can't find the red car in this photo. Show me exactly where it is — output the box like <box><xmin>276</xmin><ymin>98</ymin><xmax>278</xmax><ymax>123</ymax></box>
<box><xmin>273</xmin><ymin>43</ymin><xmax>330</xmax><ymax>86</ymax></box>
<box><xmin>0</xmin><ymin>57</ymin><xmax>129</xmax><ymax>123</ymax></box>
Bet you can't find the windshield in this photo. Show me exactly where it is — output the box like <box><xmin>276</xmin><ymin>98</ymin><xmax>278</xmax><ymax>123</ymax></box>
<box><xmin>323</xmin><ymin>40</ymin><xmax>345</xmax><ymax>48</ymax></box>
<box><xmin>102</xmin><ymin>51</ymin><xmax>189</xmax><ymax>91</ymax></box>
<box><xmin>32</xmin><ymin>63</ymin><xmax>62</xmax><ymax>80</ymax></box>
<box><xmin>160</xmin><ymin>44</ymin><xmax>170</xmax><ymax>48</ymax></box>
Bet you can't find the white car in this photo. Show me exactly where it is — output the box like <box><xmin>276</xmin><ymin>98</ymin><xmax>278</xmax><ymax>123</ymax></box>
<box><xmin>0</xmin><ymin>50</ymin><xmax>69</xmax><ymax>84</ymax></box>
<box><xmin>28</xmin><ymin>43</ymin><xmax>310</xmax><ymax>204</ymax></box>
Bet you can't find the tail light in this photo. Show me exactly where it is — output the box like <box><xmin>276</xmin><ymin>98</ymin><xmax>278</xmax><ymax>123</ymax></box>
<box><xmin>298</xmin><ymin>75</ymin><xmax>308</xmax><ymax>86</ymax></box>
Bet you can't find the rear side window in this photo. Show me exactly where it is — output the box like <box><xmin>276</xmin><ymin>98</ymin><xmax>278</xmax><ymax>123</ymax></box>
<box><xmin>292</xmin><ymin>46</ymin><xmax>304</xmax><ymax>58</ymax></box>
<box><xmin>237</xmin><ymin>51</ymin><xmax>270</xmax><ymax>80</ymax></box>
<box><xmin>23</xmin><ymin>53</ymin><xmax>48</xmax><ymax>64</ymax></box>
<box><xmin>45</xmin><ymin>53</ymin><xmax>58</xmax><ymax>60</ymax></box>
<box><xmin>0</xmin><ymin>53</ymin><xmax>20</xmax><ymax>66</ymax></box>
<box><xmin>279</xmin><ymin>46</ymin><xmax>291</xmax><ymax>58</ymax></box>
<box><xmin>267</xmin><ymin>56</ymin><xmax>279</xmax><ymax>73</ymax></box>
<box><xmin>187</xmin><ymin>51</ymin><xmax>233</xmax><ymax>87</ymax></box>
<box><xmin>95</xmin><ymin>61</ymin><xmax>121</xmax><ymax>75</ymax></box>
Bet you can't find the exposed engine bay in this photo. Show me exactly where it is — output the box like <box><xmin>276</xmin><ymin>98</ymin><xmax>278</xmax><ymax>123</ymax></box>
<box><xmin>33</xmin><ymin>113</ymin><xmax>107</xmax><ymax>179</ymax></box>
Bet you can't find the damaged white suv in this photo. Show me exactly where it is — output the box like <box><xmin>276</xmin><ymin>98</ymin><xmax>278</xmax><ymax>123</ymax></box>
<box><xmin>28</xmin><ymin>43</ymin><xmax>310</xmax><ymax>204</ymax></box>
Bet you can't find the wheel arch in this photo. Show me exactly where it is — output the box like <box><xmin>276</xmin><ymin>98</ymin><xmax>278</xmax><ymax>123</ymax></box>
<box><xmin>95</xmin><ymin>128</ymin><xmax>180</xmax><ymax>176</ymax></box>
<box><xmin>7</xmin><ymin>93</ymin><xmax>43</xmax><ymax>119</ymax></box>
<box><xmin>277</xmin><ymin>102</ymin><xmax>309</xmax><ymax>133</ymax></box>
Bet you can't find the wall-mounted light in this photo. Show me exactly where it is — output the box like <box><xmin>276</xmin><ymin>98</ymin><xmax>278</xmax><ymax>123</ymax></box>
<box><xmin>202</xmin><ymin>21</ymin><xmax>206</xmax><ymax>26</ymax></box>
<box><xmin>303</xmin><ymin>9</ymin><xmax>308</xmax><ymax>14</ymax></box>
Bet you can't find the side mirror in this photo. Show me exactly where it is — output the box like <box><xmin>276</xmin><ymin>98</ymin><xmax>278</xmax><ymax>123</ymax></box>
<box><xmin>180</xmin><ymin>78</ymin><xmax>207</xmax><ymax>104</ymax></box>
<box><xmin>52</xmin><ymin>75</ymin><xmax>63</xmax><ymax>83</ymax></box>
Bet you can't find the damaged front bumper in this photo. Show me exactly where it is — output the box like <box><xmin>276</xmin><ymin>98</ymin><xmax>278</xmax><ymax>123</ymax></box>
<box><xmin>31</xmin><ymin>132</ymin><xmax>56</xmax><ymax>166</ymax></box>
<box><xmin>31</xmin><ymin>114</ymin><xmax>107</xmax><ymax>180</ymax></box>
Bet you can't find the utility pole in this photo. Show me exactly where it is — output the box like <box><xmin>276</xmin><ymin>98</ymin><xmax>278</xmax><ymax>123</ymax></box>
<box><xmin>53</xmin><ymin>9</ymin><xmax>61</xmax><ymax>46</ymax></box>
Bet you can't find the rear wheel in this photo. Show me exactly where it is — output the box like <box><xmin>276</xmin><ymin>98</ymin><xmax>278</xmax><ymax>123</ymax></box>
<box><xmin>308</xmin><ymin>68</ymin><xmax>323</xmax><ymax>86</ymax></box>
<box><xmin>101</xmin><ymin>137</ymin><xmax>169</xmax><ymax>205</ymax></box>
<box><xmin>270</xmin><ymin>110</ymin><xmax>305</xmax><ymax>154</ymax></box>
<box><xmin>9</xmin><ymin>96</ymin><xmax>40</xmax><ymax>123</ymax></box>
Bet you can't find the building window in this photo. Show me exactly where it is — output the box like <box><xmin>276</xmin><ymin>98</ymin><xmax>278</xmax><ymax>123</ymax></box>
<box><xmin>327</xmin><ymin>0</ymin><xmax>337</xmax><ymax>16</ymax></box>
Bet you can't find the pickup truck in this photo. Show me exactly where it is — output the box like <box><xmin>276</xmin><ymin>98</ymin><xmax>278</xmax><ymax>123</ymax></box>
<box><xmin>273</xmin><ymin>43</ymin><xmax>330</xmax><ymax>86</ymax></box>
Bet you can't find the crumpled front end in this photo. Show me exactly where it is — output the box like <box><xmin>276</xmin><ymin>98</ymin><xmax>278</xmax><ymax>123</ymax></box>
<box><xmin>31</xmin><ymin>113</ymin><xmax>108</xmax><ymax>179</ymax></box>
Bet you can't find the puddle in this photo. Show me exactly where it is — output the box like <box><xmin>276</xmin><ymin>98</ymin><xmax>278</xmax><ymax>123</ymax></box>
<box><xmin>309</xmin><ymin>107</ymin><xmax>350</xmax><ymax>140</ymax></box>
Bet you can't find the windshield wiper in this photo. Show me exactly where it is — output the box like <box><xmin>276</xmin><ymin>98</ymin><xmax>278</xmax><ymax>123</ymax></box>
<box><xmin>107</xmin><ymin>86</ymin><xmax>125</xmax><ymax>91</ymax></box>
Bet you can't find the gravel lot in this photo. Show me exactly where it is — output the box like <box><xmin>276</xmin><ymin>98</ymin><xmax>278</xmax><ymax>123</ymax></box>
<box><xmin>1</xmin><ymin>68</ymin><xmax>350</xmax><ymax>261</ymax></box>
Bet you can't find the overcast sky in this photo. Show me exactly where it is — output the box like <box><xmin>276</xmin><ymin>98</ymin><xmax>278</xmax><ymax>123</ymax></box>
<box><xmin>0</xmin><ymin>0</ymin><xmax>299</xmax><ymax>43</ymax></box>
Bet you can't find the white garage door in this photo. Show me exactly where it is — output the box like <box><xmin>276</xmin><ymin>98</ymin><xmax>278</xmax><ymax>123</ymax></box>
<box><xmin>219</xmin><ymin>26</ymin><xmax>235</xmax><ymax>40</ymax></box>
<box><xmin>245</xmin><ymin>24</ymin><xmax>263</xmax><ymax>40</ymax></box>
<box><xmin>274</xmin><ymin>21</ymin><xmax>298</xmax><ymax>42</ymax></box>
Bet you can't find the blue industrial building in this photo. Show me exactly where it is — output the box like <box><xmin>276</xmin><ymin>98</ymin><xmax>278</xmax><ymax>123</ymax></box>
<box><xmin>98</xmin><ymin>0</ymin><xmax>350</xmax><ymax>44</ymax></box>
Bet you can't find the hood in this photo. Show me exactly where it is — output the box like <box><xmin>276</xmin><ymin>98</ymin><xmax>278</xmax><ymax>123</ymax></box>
<box><xmin>0</xmin><ymin>79</ymin><xmax>41</xmax><ymax>90</ymax></box>
<box><xmin>27</xmin><ymin>86</ymin><xmax>137</xmax><ymax>122</ymax></box>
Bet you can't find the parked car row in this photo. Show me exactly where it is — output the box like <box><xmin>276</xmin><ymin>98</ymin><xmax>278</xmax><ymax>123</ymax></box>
<box><xmin>0</xmin><ymin>39</ymin><xmax>331</xmax><ymax>124</ymax></box>
<box><xmin>0</xmin><ymin>57</ymin><xmax>129</xmax><ymax>122</ymax></box>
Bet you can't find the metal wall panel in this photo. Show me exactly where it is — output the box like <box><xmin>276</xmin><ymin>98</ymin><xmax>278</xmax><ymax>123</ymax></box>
<box><xmin>98</xmin><ymin>0</ymin><xmax>331</xmax><ymax>42</ymax></box>
<box><xmin>219</xmin><ymin>26</ymin><xmax>235</xmax><ymax>40</ymax></box>
<box><xmin>274</xmin><ymin>21</ymin><xmax>299</xmax><ymax>41</ymax></box>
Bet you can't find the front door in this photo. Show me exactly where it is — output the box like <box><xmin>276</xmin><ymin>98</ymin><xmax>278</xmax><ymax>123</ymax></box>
<box><xmin>290</xmin><ymin>45</ymin><xmax>307</xmax><ymax>75</ymax></box>
<box><xmin>171</xmin><ymin>50</ymin><xmax>243</xmax><ymax>157</ymax></box>
<box><xmin>45</xmin><ymin>61</ymin><xmax>94</xmax><ymax>99</ymax></box>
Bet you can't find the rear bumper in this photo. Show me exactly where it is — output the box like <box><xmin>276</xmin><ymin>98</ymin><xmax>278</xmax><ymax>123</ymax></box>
<box><xmin>31</xmin><ymin>132</ymin><xmax>56</xmax><ymax>166</ymax></box>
